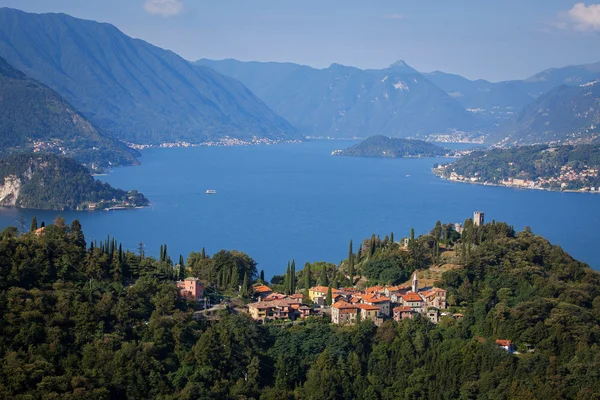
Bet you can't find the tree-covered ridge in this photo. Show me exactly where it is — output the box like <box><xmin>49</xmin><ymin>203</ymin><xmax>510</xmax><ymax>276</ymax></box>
<box><xmin>0</xmin><ymin>56</ymin><xmax>138</xmax><ymax>171</ymax></box>
<box><xmin>336</xmin><ymin>135</ymin><xmax>453</xmax><ymax>158</ymax></box>
<box><xmin>0</xmin><ymin>153</ymin><xmax>148</xmax><ymax>210</ymax></box>
<box><xmin>0</xmin><ymin>217</ymin><xmax>599</xmax><ymax>398</ymax></box>
<box><xmin>437</xmin><ymin>144</ymin><xmax>600</xmax><ymax>190</ymax></box>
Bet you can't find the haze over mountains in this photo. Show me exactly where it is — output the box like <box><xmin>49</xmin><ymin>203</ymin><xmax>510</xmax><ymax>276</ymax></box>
<box><xmin>0</xmin><ymin>7</ymin><xmax>599</xmax><ymax>151</ymax></box>
<box><xmin>0</xmin><ymin>7</ymin><xmax>298</xmax><ymax>145</ymax></box>
<box><xmin>198</xmin><ymin>58</ymin><xmax>600</xmax><ymax>144</ymax></box>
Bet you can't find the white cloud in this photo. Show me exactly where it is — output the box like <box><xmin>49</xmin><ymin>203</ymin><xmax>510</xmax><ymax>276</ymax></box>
<box><xmin>383</xmin><ymin>13</ymin><xmax>405</xmax><ymax>21</ymax></box>
<box><xmin>566</xmin><ymin>2</ymin><xmax>600</xmax><ymax>31</ymax></box>
<box><xmin>144</xmin><ymin>0</ymin><xmax>183</xmax><ymax>17</ymax></box>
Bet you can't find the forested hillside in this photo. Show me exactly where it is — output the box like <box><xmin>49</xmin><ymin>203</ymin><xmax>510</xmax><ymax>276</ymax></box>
<box><xmin>337</xmin><ymin>135</ymin><xmax>452</xmax><ymax>158</ymax></box>
<box><xmin>0</xmin><ymin>153</ymin><xmax>148</xmax><ymax>210</ymax></box>
<box><xmin>0</xmin><ymin>56</ymin><xmax>138</xmax><ymax>170</ymax></box>
<box><xmin>0</xmin><ymin>217</ymin><xmax>598</xmax><ymax>399</ymax></box>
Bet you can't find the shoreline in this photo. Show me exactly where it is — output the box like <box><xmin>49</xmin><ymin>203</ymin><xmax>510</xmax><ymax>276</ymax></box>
<box><xmin>433</xmin><ymin>172</ymin><xmax>600</xmax><ymax>194</ymax></box>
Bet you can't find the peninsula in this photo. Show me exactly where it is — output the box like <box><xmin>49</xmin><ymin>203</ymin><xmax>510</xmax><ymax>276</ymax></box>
<box><xmin>0</xmin><ymin>153</ymin><xmax>149</xmax><ymax>210</ymax></box>
<box><xmin>434</xmin><ymin>144</ymin><xmax>600</xmax><ymax>192</ymax></box>
<box><xmin>334</xmin><ymin>135</ymin><xmax>454</xmax><ymax>158</ymax></box>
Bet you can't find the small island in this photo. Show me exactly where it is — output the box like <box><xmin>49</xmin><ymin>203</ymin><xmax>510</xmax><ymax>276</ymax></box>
<box><xmin>333</xmin><ymin>135</ymin><xmax>454</xmax><ymax>158</ymax></box>
<box><xmin>0</xmin><ymin>153</ymin><xmax>149</xmax><ymax>210</ymax></box>
<box><xmin>434</xmin><ymin>144</ymin><xmax>600</xmax><ymax>192</ymax></box>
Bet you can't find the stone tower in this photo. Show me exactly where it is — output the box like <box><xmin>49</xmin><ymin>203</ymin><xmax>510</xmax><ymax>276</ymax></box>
<box><xmin>474</xmin><ymin>211</ymin><xmax>484</xmax><ymax>226</ymax></box>
<box><xmin>412</xmin><ymin>272</ymin><xmax>418</xmax><ymax>293</ymax></box>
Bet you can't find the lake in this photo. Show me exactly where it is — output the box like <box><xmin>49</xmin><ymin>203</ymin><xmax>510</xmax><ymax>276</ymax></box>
<box><xmin>0</xmin><ymin>140</ymin><xmax>598</xmax><ymax>277</ymax></box>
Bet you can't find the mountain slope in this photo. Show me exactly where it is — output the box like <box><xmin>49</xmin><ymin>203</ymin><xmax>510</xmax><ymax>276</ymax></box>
<box><xmin>0</xmin><ymin>8</ymin><xmax>297</xmax><ymax>144</ymax></box>
<box><xmin>0</xmin><ymin>56</ymin><xmax>138</xmax><ymax>170</ymax></box>
<box><xmin>492</xmin><ymin>81</ymin><xmax>600</xmax><ymax>145</ymax></box>
<box><xmin>196</xmin><ymin>58</ymin><xmax>483</xmax><ymax>139</ymax></box>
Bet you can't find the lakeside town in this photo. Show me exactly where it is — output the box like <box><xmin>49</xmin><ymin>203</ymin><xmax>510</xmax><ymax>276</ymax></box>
<box><xmin>434</xmin><ymin>163</ymin><xmax>600</xmax><ymax>193</ymax></box>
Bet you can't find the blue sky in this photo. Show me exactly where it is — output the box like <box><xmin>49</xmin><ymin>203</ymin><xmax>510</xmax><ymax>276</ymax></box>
<box><xmin>0</xmin><ymin>0</ymin><xmax>599</xmax><ymax>81</ymax></box>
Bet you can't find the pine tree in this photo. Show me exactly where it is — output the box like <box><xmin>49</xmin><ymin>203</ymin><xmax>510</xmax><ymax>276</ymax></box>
<box><xmin>30</xmin><ymin>216</ymin><xmax>37</xmax><ymax>232</ymax></box>
<box><xmin>326</xmin><ymin>284</ymin><xmax>333</xmax><ymax>306</ymax></box>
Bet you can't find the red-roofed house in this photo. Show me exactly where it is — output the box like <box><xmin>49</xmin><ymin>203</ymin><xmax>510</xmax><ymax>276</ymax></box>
<box><xmin>393</xmin><ymin>305</ymin><xmax>414</xmax><ymax>321</ymax></box>
<box><xmin>356</xmin><ymin>303</ymin><xmax>382</xmax><ymax>325</ymax></box>
<box><xmin>361</xmin><ymin>294</ymin><xmax>391</xmax><ymax>316</ymax></box>
<box><xmin>495</xmin><ymin>339</ymin><xmax>514</xmax><ymax>353</ymax></box>
<box><xmin>421</xmin><ymin>288</ymin><xmax>447</xmax><ymax>309</ymax></box>
<box><xmin>252</xmin><ymin>285</ymin><xmax>272</xmax><ymax>299</ymax></box>
<box><xmin>331</xmin><ymin>301</ymin><xmax>358</xmax><ymax>325</ymax></box>
<box><xmin>176</xmin><ymin>277</ymin><xmax>204</xmax><ymax>301</ymax></box>
<box><xmin>400</xmin><ymin>292</ymin><xmax>424</xmax><ymax>313</ymax></box>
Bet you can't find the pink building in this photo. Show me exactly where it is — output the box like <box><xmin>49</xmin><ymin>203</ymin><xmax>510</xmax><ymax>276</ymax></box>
<box><xmin>176</xmin><ymin>277</ymin><xmax>204</xmax><ymax>301</ymax></box>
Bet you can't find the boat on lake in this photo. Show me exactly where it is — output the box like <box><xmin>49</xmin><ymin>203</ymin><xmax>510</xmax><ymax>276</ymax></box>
<box><xmin>205</xmin><ymin>189</ymin><xmax>217</xmax><ymax>194</ymax></box>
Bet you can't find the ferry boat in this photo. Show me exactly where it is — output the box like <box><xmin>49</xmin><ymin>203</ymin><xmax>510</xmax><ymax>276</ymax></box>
<box><xmin>205</xmin><ymin>189</ymin><xmax>217</xmax><ymax>194</ymax></box>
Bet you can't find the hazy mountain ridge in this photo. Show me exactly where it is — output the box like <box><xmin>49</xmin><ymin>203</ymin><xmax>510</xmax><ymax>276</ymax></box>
<box><xmin>196</xmin><ymin>58</ymin><xmax>484</xmax><ymax>139</ymax></box>
<box><xmin>492</xmin><ymin>81</ymin><xmax>600</xmax><ymax>145</ymax></box>
<box><xmin>0</xmin><ymin>55</ymin><xmax>138</xmax><ymax>170</ymax></box>
<box><xmin>0</xmin><ymin>8</ymin><xmax>299</xmax><ymax>145</ymax></box>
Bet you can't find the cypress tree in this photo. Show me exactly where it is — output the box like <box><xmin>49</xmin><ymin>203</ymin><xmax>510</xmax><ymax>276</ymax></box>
<box><xmin>241</xmin><ymin>273</ymin><xmax>249</xmax><ymax>297</ymax></box>
<box><xmin>40</xmin><ymin>221</ymin><xmax>45</xmax><ymax>228</ymax></box>
<box><xmin>326</xmin><ymin>284</ymin><xmax>333</xmax><ymax>306</ymax></box>
<box><xmin>390</xmin><ymin>232</ymin><xmax>394</xmax><ymax>244</ymax></box>
<box><xmin>163</xmin><ymin>244</ymin><xmax>168</xmax><ymax>262</ymax></box>
<box><xmin>230</xmin><ymin>264</ymin><xmax>239</xmax><ymax>289</ymax></box>
<box><xmin>30</xmin><ymin>216</ymin><xmax>38</xmax><ymax>232</ymax></box>
<box><xmin>201</xmin><ymin>247</ymin><xmax>206</xmax><ymax>259</ymax></box>
<box><xmin>159</xmin><ymin>245</ymin><xmax>164</xmax><ymax>262</ymax></box>
<box><xmin>260</xmin><ymin>270</ymin><xmax>265</xmax><ymax>283</ymax></box>
<box><xmin>285</xmin><ymin>262</ymin><xmax>291</xmax><ymax>294</ymax></box>
<box><xmin>410</xmin><ymin>228</ymin><xmax>415</xmax><ymax>241</ymax></box>
<box><xmin>304</xmin><ymin>263</ymin><xmax>311</xmax><ymax>289</ymax></box>
<box><xmin>291</xmin><ymin>259</ymin><xmax>296</xmax><ymax>293</ymax></box>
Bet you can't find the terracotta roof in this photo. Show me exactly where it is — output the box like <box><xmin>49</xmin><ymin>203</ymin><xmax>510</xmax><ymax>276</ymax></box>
<box><xmin>393</xmin><ymin>306</ymin><xmax>412</xmax><ymax>312</ymax></box>
<box><xmin>401</xmin><ymin>292</ymin><xmax>423</xmax><ymax>302</ymax></box>
<box><xmin>365</xmin><ymin>286</ymin><xmax>384</xmax><ymax>293</ymax></box>
<box><xmin>288</xmin><ymin>293</ymin><xmax>303</xmax><ymax>299</ymax></box>
<box><xmin>496</xmin><ymin>339</ymin><xmax>512</xmax><ymax>347</ymax></box>
<box><xmin>249</xmin><ymin>302</ymin><xmax>273</xmax><ymax>310</ymax></box>
<box><xmin>356</xmin><ymin>304</ymin><xmax>380</xmax><ymax>311</ymax></box>
<box><xmin>332</xmin><ymin>301</ymin><xmax>356</xmax><ymax>310</ymax></box>
<box><xmin>362</xmin><ymin>294</ymin><xmax>391</xmax><ymax>303</ymax></box>
<box><xmin>264</xmin><ymin>293</ymin><xmax>286</xmax><ymax>301</ymax></box>
<box><xmin>253</xmin><ymin>285</ymin><xmax>272</xmax><ymax>293</ymax></box>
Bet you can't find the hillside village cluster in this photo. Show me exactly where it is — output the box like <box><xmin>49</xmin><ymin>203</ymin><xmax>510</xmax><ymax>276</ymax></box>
<box><xmin>175</xmin><ymin>210</ymin><xmax>515</xmax><ymax>352</ymax></box>
<box><xmin>175</xmin><ymin>273</ymin><xmax>451</xmax><ymax>326</ymax></box>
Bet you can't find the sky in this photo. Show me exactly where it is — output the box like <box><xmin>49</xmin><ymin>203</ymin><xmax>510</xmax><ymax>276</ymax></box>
<box><xmin>0</xmin><ymin>0</ymin><xmax>599</xmax><ymax>81</ymax></box>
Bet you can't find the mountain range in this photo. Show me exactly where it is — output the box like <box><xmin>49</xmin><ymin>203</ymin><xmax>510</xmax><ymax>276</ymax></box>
<box><xmin>196</xmin><ymin>58</ymin><xmax>484</xmax><ymax>139</ymax></box>
<box><xmin>0</xmin><ymin>8</ymin><xmax>298</xmax><ymax>145</ymax></box>
<box><xmin>0</xmin><ymin>55</ymin><xmax>138</xmax><ymax>170</ymax></box>
<box><xmin>198</xmin><ymin>58</ymin><xmax>600</xmax><ymax>144</ymax></box>
<box><xmin>1</xmin><ymin>7</ymin><xmax>599</xmax><ymax>149</ymax></box>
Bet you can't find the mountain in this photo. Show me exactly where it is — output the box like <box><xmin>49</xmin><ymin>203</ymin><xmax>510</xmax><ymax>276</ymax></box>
<box><xmin>521</xmin><ymin>61</ymin><xmax>600</xmax><ymax>95</ymax></box>
<box><xmin>491</xmin><ymin>81</ymin><xmax>600</xmax><ymax>145</ymax></box>
<box><xmin>336</xmin><ymin>135</ymin><xmax>452</xmax><ymax>158</ymax></box>
<box><xmin>196</xmin><ymin>58</ymin><xmax>484</xmax><ymax>139</ymax></box>
<box><xmin>0</xmin><ymin>8</ymin><xmax>298</xmax><ymax>144</ymax></box>
<box><xmin>0</xmin><ymin>56</ymin><xmax>139</xmax><ymax>170</ymax></box>
<box><xmin>0</xmin><ymin>153</ymin><xmax>149</xmax><ymax>210</ymax></box>
<box><xmin>424</xmin><ymin>71</ymin><xmax>533</xmax><ymax>116</ymax></box>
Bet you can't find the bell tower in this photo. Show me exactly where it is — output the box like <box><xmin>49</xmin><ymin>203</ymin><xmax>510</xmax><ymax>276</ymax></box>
<box><xmin>412</xmin><ymin>272</ymin><xmax>418</xmax><ymax>293</ymax></box>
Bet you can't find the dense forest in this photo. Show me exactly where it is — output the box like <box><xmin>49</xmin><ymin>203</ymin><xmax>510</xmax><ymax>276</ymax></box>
<box><xmin>438</xmin><ymin>144</ymin><xmax>600</xmax><ymax>190</ymax></box>
<box><xmin>0</xmin><ymin>153</ymin><xmax>148</xmax><ymax>210</ymax></box>
<box><xmin>0</xmin><ymin>216</ymin><xmax>598</xmax><ymax>399</ymax></box>
<box><xmin>337</xmin><ymin>135</ymin><xmax>453</xmax><ymax>158</ymax></box>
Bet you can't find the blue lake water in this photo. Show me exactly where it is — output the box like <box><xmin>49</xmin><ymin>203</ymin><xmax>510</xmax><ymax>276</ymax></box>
<box><xmin>0</xmin><ymin>140</ymin><xmax>598</xmax><ymax>277</ymax></box>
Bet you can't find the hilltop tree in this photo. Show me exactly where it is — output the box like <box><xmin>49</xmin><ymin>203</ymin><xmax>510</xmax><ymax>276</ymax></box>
<box><xmin>29</xmin><ymin>216</ymin><xmax>37</xmax><ymax>232</ymax></box>
<box><xmin>259</xmin><ymin>270</ymin><xmax>265</xmax><ymax>283</ymax></box>
<box><xmin>303</xmin><ymin>263</ymin><xmax>312</xmax><ymax>289</ymax></box>
<box><xmin>326</xmin><ymin>284</ymin><xmax>333</xmax><ymax>306</ymax></box>
<box><xmin>410</xmin><ymin>228</ymin><xmax>415</xmax><ymax>242</ymax></box>
<box><xmin>348</xmin><ymin>240</ymin><xmax>355</xmax><ymax>282</ymax></box>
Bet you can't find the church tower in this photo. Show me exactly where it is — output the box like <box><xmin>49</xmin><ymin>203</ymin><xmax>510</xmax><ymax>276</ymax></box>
<box><xmin>412</xmin><ymin>272</ymin><xmax>418</xmax><ymax>293</ymax></box>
